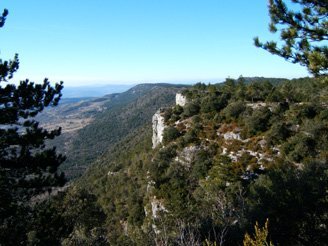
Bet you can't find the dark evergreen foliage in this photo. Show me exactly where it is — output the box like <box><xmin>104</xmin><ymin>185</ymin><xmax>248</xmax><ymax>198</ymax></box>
<box><xmin>56</xmin><ymin>76</ymin><xmax>326</xmax><ymax>245</ymax></box>
<box><xmin>0</xmin><ymin>9</ymin><xmax>65</xmax><ymax>245</ymax></box>
<box><xmin>0</xmin><ymin>2</ymin><xmax>327</xmax><ymax>245</ymax></box>
<box><xmin>254</xmin><ymin>0</ymin><xmax>328</xmax><ymax>75</ymax></box>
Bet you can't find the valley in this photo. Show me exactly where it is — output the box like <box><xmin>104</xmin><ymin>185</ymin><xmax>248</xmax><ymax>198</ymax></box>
<box><xmin>39</xmin><ymin>84</ymin><xmax>188</xmax><ymax>179</ymax></box>
<box><xmin>1</xmin><ymin>1</ymin><xmax>326</xmax><ymax>245</ymax></box>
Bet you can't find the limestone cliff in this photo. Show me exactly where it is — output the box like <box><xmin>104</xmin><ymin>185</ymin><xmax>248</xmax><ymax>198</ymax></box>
<box><xmin>175</xmin><ymin>93</ymin><xmax>187</xmax><ymax>107</ymax></box>
<box><xmin>152</xmin><ymin>109</ymin><xmax>166</xmax><ymax>148</ymax></box>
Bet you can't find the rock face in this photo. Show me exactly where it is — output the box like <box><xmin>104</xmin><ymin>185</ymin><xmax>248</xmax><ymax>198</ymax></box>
<box><xmin>175</xmin><ymin>145</ymin><xmax>200</xmax><ymax>168</ymax></box>
<box><xmin>151</xmin><ymin>196</ymin><xmax>167</xmax><ymax>219</ymax></box>
<box><xmin>152</xmin><ymin>93</ymin><xmax>187</xmax><ymax>148</ymax></box>
<box><xmin>152</xmin><ymin>110</ymin><xmax>166</xmax><ymax>148</ymax></box>
<box><xmin>223</xmin><ymin>132</ymin><xmax>242</xmax><ymax>141</ymax></box>
<box><xmin>176</xmin><ymin>93</ymin><xmax>187</xmax><ymax>107</ymax></box>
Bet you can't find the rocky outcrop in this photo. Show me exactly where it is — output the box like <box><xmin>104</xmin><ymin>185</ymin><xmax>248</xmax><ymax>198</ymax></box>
<box><xmin>152</xmin><ymin>93</ymin><xmax>187</xmax><ymax>148</ymax></box>
<box><xmin>150</xmin><ymin>196</ymin><xmax>167</xmax><ymax>219</ymax></box>
<box><xmin>246</xmin><ymin>102</ymin><xmax>267</xmax><ymax>109</ymax></box>
<box><xmin>174</xmin><ymin>145</ymin><xmax>201</xmax><ymax>168</ymax></box>
<box><xmin>222</xmin><ymin>131</ymin><xmax>242</xmax><ymax>141</ymax></box>
<box><xmin>176</xmin><ymin>93</ymin><xmax>187</xmax><ymax>107</ymax></box>
<box><xmin>152</xmin><ymin>109</ymin><xmax>166</xmax><ymax>148</ymax></box>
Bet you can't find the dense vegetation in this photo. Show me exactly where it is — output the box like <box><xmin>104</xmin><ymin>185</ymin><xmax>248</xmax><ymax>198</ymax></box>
<box><xmin>1</xmin><ymin>0</ymin><xmax>327</xmax><ymax>245</ymax></box>
<box><xmin>17</xmin><ymin>76</ymin><xmax>327</xmax><ymax>245</ymax></box>
<box><xmin>61</xmin><ymin>83</ymin><xmax>186</xmax><ymax>178</ymax></box>
<box><xmin>0</xmin><ymin>9</ymin><xmax>66</xmax><ymax>244</ymax></box>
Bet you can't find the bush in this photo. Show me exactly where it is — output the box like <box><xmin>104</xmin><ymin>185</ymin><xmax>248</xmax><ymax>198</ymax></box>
<box><xmin>182</xmin><ymin>129</ymin><xmax>199</xmax><ymax>146</ymax></box>
<box><xmin>245</xmin><ymin>107</ymin><xmax>272</xmax><ymax>136</ymax></box>
<box><xmin>266</xmin><ymin>123</ymin><xmax>291</xmax><ymax>145</ymax></box>
<box><xmin>297</xmin><ymin>103</ymin><xmax>318</xmax><ymax>119</ymax></box>
<box><xmin>319</xmin><ymin>109</ymin><xmax>328</xmax><ymax>120</ymax></box>
<box><xmin>281</xmin><ymin>134</ymin><xmax>317</xmax><ymax>163</ymax></box>
<box><xmin>182</xmin><ymin>102</ymin><xmax>200</xmax><ymax>118</ymax></box>
<box><xmin>163</xmin><ymin>108</ymin><xmax>173</xmax><ymax>122</ymax></box>
<box><xmin>223</xmin><ymin>100</ymin><xmax>246</xmax><ymax>120</ymax></box>
<box><xmin>163</xmin><ymin>127</ymin><xmax>180</xmax><ymax>144</ymax></box>
<box><xmin>173</xmin><ymin>105</ymin><xmax>184</xmax><ymax>115</ymax></box>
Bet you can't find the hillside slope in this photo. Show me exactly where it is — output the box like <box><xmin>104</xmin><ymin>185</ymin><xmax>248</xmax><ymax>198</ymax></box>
<box><xmin>59</xmin><ymin>84</ymin><xmax>187</xmax><ymax>178</ymax></box>
<box><xmin>27</xmin><ymin>77</ymin><xmax>327</xmax><ymax>245</ymax></box>
<box><xmin>76</xmin><ymin>76</ymin><xmax>328</xmax><ymax>245</ymax></box>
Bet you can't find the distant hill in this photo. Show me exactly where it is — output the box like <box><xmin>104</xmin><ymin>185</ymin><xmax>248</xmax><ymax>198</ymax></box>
<box><xmin>62</xmin><ymin>84</ymin><xmax>134</xmax><ymax>98</ymax></box>
<box><xmin>241</xmin><ymin>76</ymin><xmax>288</xmax><ymax>85</ymax></box>
<box><xmin>42</xmin><ymin>83</ymin><xmax>189</xmax><ymax>179</ymax></box>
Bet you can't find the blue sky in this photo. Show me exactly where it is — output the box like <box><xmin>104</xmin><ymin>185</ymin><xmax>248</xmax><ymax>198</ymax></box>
<box><xmin>0</xmin><ymin>0</ymin><xmax>309</xmax><ymax>86</ymax></box>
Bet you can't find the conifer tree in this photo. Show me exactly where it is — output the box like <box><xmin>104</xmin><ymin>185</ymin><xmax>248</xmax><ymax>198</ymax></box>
<box><xmin>254</xmin><ymin>0</ymin><xmax>328</xmax><ymax>76</ymax></box>
<box><xmin>0</xmin><ymin>8</ymin><xmax>65</xmax><ymax>242</ymax></box>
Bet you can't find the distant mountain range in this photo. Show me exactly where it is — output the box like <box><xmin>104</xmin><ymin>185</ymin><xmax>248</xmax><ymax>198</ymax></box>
<box><xmin>61</xmin><ymin>78</ymin><xmax>289</xmax><ymax>98</ymax></box>
<box><xmin>62</xmin><ymin>84</ymin><xmax>135</xmax><ymax>98</ymax></box>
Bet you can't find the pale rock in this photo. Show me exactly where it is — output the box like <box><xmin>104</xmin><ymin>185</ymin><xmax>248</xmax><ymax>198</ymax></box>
<box><xmin>120</xmin><ymin>220</ymin><xmax>128</xmax><ymax>235</ymax></box>
<box><xmin>272</xmin><ymin>147</ymin><xmax>281</xmax><ymax>156</ymax></box>
<box><xmin>151</xmin><ymin>196</ymin><xmax>167</xmax><ymax>219</ymax></box>
<box><xmin>107</xmin><ymin>171</ymin><xmax>117</xmax><ymax>176</ymax></box>
<box><xmin>258</xmin><ymin>139</ymin><xmax>267</xmax><ymax>149</ymax></box>
<box><xmin>246</xmin><ymin>102</ymin><xmax>267</xmax><ymax>109</ymax></box>
<box><xmin>247</xmin><ymin>150</ymin><xmax>258</xmax><ymax>157</ymax></box>
<box><xmin>247</xmin><ymin>102</ymin><xmax>275</xmax><ymax>112</ymax></box>
<box><xmin>221</xmin><ymin>147</ymin><xmax>238</xmax><ymax>162</ymax></box>
<box><xmin>152</xmin><ymin>110</ymin><xmax>166</xmax><ymax>148</ymax></box>
<box><xmin>223</xmin><ymin>132</ymin><xmax>242</xmax><ymax>141</ymax></box>
<box><xmin>176</xmin><ymin>93</ymin><xmax>187</xmax><ymax>107</ymax></box>
<box><xmin>175</xmin><ymin>145</ymin><xmax>200</xmax><ymax>168</ymax></box>
<box><xmin>228</xmin><ymin>152</ymin><xmax>238</xmax><ymax>162</ymax></box>
<box><xmin>146</xmin><ymin>180</ymin><xmax>156</xmax><ymax>193</ymax></box>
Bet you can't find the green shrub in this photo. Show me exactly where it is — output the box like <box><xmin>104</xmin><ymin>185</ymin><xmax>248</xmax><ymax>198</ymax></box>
<box><xmin>163</xmin><ymin>127</ymin><xmax>181</xmax><ymax>144</ymax></box>
<box><xmin>173</xmin><ymin>105</ymin><xmax>184</xmax><ymax>115</ymax></box>
<box><xmin>183</xmin><ymin>129</ymin><xmax>199</xmax><ymax>145</ymax></box>
<box><xmin>245</xmin><ymin>107</ymin><xmax>272</xmax><ymax>136</ymax></box>
<box><xmin>281</xmin><ymin>133</ymin><xmax>317</xmax><ymax>162</ymax></box>
<box><xmin>182</xmin><ymin>102</ymin><xmax>200</xmax><ymax>118</ymax></box>
<box><xmin>223</xmin><ymin>100</ymin><xmax>246</xmax><ymax>120</ymax></box>
<box><xmin>266</xmin><ymin>123</ymin><xmax>291</xmax><ymax>145</ymax></box>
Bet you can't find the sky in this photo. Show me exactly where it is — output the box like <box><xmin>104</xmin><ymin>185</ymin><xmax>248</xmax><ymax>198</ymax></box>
<box><xmin>0</xmin><ymin>0</ymin><xmax>310</xmax><ymax>87</ymax></box>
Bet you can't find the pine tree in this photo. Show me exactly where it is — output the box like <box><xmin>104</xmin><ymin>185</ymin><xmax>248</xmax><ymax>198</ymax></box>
<box><xmin>254</xmin><ymin>0</ymin><xmax>328</xmax><ymax>76</ymax></box>
<box><xmin>0</xmin><ymin>8</ymin><xmax>66</xmax><ymax>243</ymax></box>
<box><xmin>0</xmin><ymin>8</ymin><xmax>8</xmax><ymax>27</ymax></box>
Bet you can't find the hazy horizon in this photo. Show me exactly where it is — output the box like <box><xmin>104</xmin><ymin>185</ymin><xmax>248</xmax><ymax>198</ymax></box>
<box><xmin>1</xmin><ymin>1</ymin><xmax>310</xmax><ymax>87</ymax></box>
